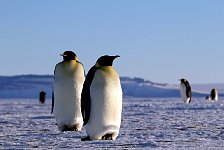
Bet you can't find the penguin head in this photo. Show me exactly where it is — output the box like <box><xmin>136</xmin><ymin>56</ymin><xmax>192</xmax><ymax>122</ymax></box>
<box><xmin>95</xmin><ymin>55</ymin><xmax>120</xmax><ymax>67</ymax></box>
<box><xmin>60</xmin><ymin>51</ymin><xmax>77</xmax><ymax>61</ymax></box>
<box><xmin>211</xmin><ymin>88</ymin><xmax>217</xmax><ymax>92</ymax></box>
<box><xmin>179</xmin><ymin>78</ymin><xmax>188</xmax><ymax>83</ymax></box>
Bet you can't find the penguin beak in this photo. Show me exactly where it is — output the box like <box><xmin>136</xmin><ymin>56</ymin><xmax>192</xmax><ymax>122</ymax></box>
<box><xmin>110</xmin><ymin>55</ymin><xmax>120</xmax><ymax>65</ymax></box>
<box><xmin>60</xmin><ymin>53</ymin><xmax>68</xmax><ymax>57</ymax></box>
<box><xmin>111</xmin><ymin>55</ymin><xmax>120</xmax><ymax>62</ymax></box>
<box><xmin>60</xmin><ymin>53</ymin><xmax>67</xmax><ymax>57</ymax></box>
<box><xmin>113</xmin><ymin>55</ymin><xmax>120</xmax><ymax>59</ymax></box>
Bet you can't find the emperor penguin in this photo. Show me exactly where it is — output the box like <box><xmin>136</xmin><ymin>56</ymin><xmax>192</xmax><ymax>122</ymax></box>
<box><xmin>81</xmin><ymin>55</ymin><xmax>122</xmax><ymax>141</ymax></box>
<box><xmin>39</xmin><ymin>91</ymin><xmax>46</xmax><ymax>104</ymax></box>
<box><xmin>179</xmin><ymin>78</ymin><xmax>192</xmax><ymax>103</ymax></box>
<box><xmin>206</xmin><ymin>88</ymin><xmax>218</xmax><ymax>101</ymax></box>
<box><xmin>52</xmin><ymin>51</ymin><xmax>85</xmax><ymax>131</ymax></box>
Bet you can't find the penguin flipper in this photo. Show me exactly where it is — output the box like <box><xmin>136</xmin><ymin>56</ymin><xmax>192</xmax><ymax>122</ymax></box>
<box><xmin>185</xmin><ymin>82</ymin><xmax>191</xmax><ymax>98</ymax></box>
<box><xmin>81</xmin><ymin>89</ymin><xmax>91</xmax><ymax>125</ymax></box>
<box><xmin>186</xmin><ymin>85</ymin><xmax>192</xmax><ymax>103</ymax></box>
<box><xmin>186</xmin><ymin>88</ymin><xmax>191</xmax><ymax>97</ymax></box>
<box><xmin>52</xmin><ymin>67</ymin><xmax>56</xmax><ymax>114</ymax></box>
<box><xmin>51</xmin><ymin>91</ymin><xmax>54</xmax><ymax>114</ymax></box>
<box><xmin>81</xmin><ymin>66</ymin><xmax>97</xmax><ymax>125</ymax></box>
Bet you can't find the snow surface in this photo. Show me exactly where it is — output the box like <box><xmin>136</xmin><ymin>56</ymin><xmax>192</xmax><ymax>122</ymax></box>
<box><xmin>1</xmin><ymin>98</ymin><xmax>224</xmax><ymax>149</ymax></box>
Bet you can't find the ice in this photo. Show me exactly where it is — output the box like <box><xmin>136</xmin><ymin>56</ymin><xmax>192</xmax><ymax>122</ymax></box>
<box><xmin>0</xmin><ymin>98</ymin><xmax>224</xmax><ymax>149</ymax></box>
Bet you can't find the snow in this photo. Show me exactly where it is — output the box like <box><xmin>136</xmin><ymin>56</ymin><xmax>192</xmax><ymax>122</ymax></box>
<box><xmin>1</xmin><ymin>98</ymin><xmax>224</xmax><ymax>149</ymax></box>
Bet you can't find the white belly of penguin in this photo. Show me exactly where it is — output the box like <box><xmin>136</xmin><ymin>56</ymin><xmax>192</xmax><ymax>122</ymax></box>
<box><xmin>214</xmin><ymin>90</ymin><xmax>218</xmax><ymax>101</ymax></box>
<box><xmin>85</xmin><ymin>68</ymin><xmax>122</xmax><ymax>140</ymax></box>
<box><xmin>53</xmin><ymin>62</ymin><xmax>84</xmax><ymax>130</ymax></box>
<box><xmin>214</xmin><ymin>94</ymin><xmax>218</xmax><ymax>101</ymax></box>
<box><xmin>180</xmin><ymin>84</ymin><xmax>190</xmax><ymax>103</ymax></box>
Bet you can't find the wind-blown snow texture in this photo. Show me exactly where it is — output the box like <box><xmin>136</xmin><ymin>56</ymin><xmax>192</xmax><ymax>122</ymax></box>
<box><xmin>1</xmin><ymin>98</ymin><xmax>224</xmax><ymax>149</ymax></box>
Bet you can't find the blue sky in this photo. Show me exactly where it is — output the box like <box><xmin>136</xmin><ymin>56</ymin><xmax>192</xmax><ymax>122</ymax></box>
<box><xmin>0</xmin><ymin>0</ymin><xmax>224</xmax><ymax>84</ymax></box>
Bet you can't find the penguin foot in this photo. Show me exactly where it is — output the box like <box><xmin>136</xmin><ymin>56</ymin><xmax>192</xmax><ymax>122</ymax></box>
<box><xmin>62</xmin><ymin>125</ymin><xmax>78</xmax><ymax>132</ymax></box>
<box><xmin>72</xmin><ymin>124</ymin><xmax>79</xmax><ymax>131</ymax></box>
<box><xmin>101</xmin><ymin>134</ymin><xmax>113</xmax><ymax>140</ymax></box>
<box><xmin>81</xmin><ymin>136</ymin><xmax>91</xmax><ymax>141</ymax></box>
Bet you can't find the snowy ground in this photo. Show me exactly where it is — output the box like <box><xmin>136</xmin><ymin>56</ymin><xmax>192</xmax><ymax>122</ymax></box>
<box><xmin>1</xmin><ymin>98</ymin><xmax>224</xmax><ymax>149</ymax></box>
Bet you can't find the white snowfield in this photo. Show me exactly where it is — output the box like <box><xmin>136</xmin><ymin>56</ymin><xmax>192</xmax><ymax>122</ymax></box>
<box><xmin>1</xmin><ymin>98</ymin><xmax>224</xmax><ymax>149</ymax></box>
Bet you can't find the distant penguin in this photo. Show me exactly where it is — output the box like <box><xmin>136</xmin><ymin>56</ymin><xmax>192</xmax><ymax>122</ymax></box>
<box><xmin>206</xmin><ymin>88</ymin><xmax>218</xmax><ymax>101</ymax></box>
<box><xmin>81</xmin><ymin>55</ymin><xmax>122</xmax><ymax>141</ymax></box>
<box><xmin>39</xmin><ymin>91</ymin><xmax>46</xmax><ymax>104</ymax></box>
<box><xmin>52</xmin><ymin>51</ymin><xmax>85</xmax><ymax>131</ymax></box>
<box><xmin>179</xmin><ymin>78</ymin><xmax>192</xmax><ymax>103</ymax></box>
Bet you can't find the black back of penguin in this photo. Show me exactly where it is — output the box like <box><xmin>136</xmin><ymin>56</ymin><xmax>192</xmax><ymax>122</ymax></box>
<box><xmin>210</xmin><ymin>88</ymin><xmax>217</xmax><ymax>100</ymax></box>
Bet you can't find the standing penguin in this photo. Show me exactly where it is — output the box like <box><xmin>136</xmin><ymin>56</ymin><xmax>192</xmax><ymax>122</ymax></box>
<box><xmin>81</xmin><ymin>55</ymin><xmax>122</xmax><ymax>141</ymax></box>
<box><xmin>39</xmin><ymin>91</ymin><xmax>46</xmax><ymax>104</ymax></box>
<box><xmin>206</xmin><ymin>88</ymin><xmax>218</xmax><ymax>101</ymax></box>
<box><xmin>179</xmin><ymin>78</ymin><xmax>192</xmax><ymax>103</ymax></box>
<box><xmin>52</xmin><ymin>51</ymin><xmax>85</xmax><ymax>131</ymax></box>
